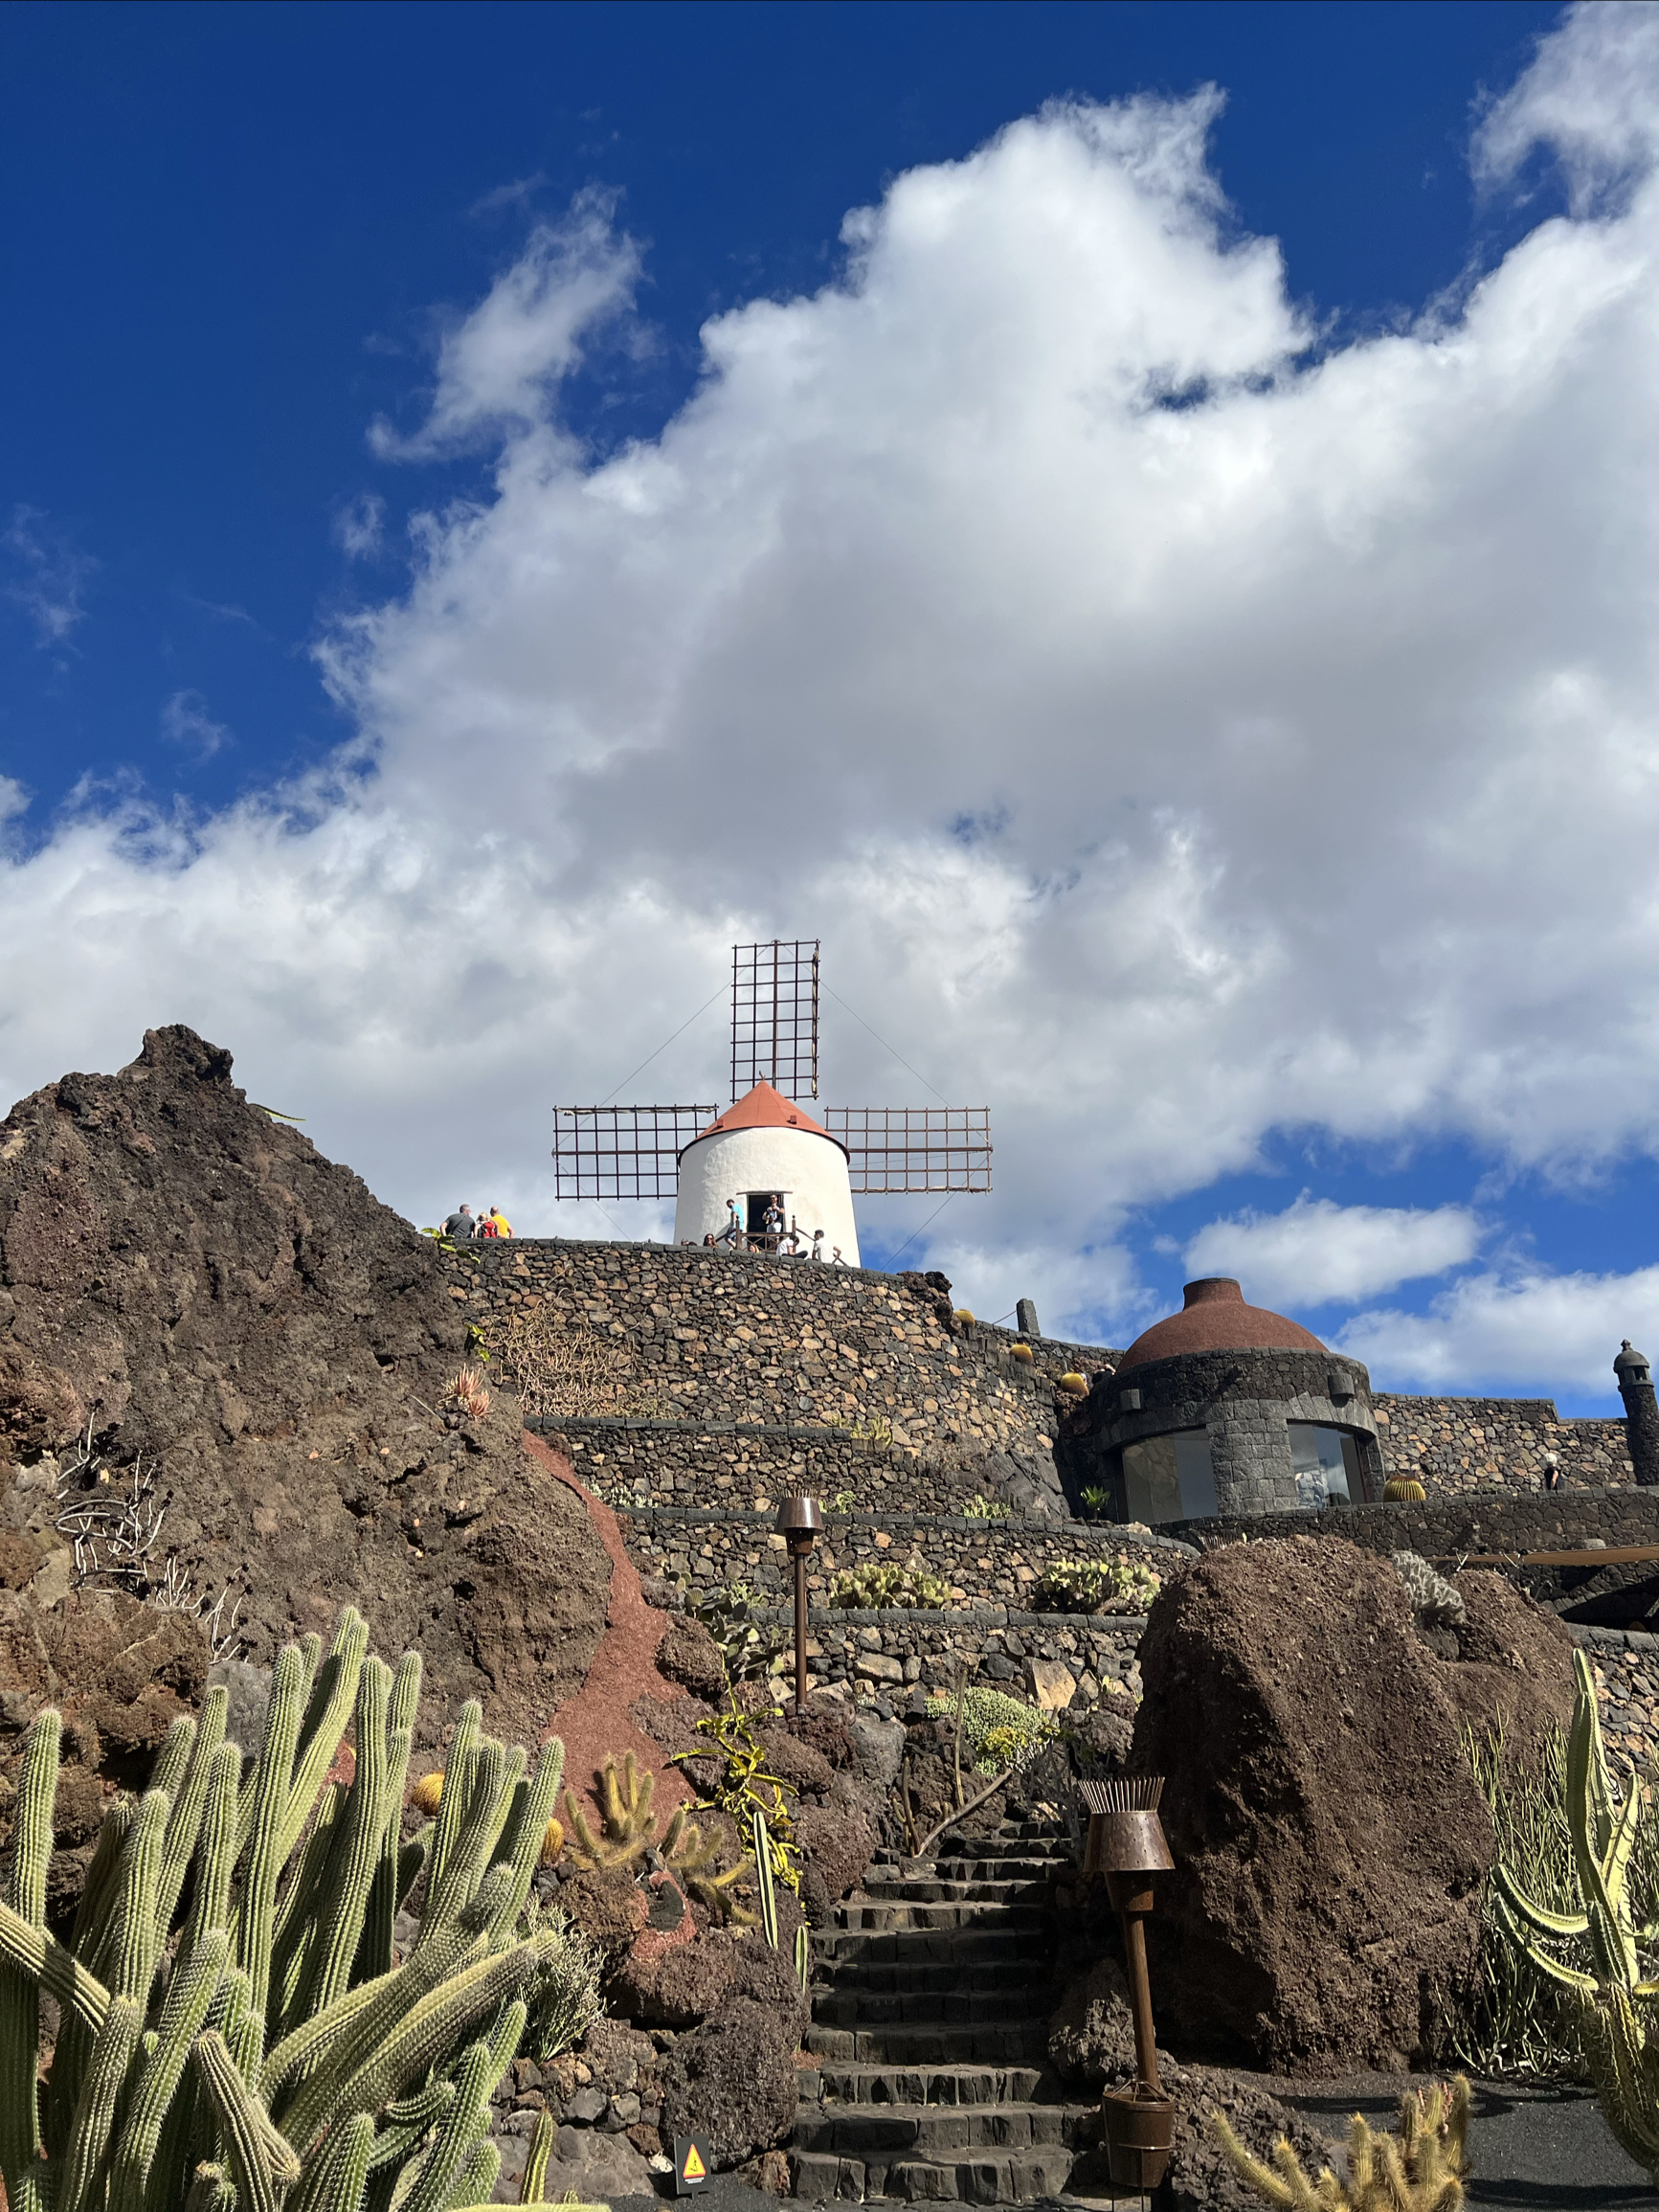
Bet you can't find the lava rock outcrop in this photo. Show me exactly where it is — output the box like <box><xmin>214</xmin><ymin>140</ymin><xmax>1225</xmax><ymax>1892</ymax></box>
<box><xmin>0</xmin><ymin>1026</ymin><xmax>609</xmax><ymax>1745</ymax></box>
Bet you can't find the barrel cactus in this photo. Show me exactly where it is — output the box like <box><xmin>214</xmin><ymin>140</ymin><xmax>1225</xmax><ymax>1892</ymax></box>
<box><xmin>1383</xmin><ymin>1475</ymin><xmax>1427</xmax><ymax>1502</ymax></box>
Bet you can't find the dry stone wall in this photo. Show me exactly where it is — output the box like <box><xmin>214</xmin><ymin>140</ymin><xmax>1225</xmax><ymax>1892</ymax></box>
<box><xmin>613</xmin><ymin>1502</ymin><xmax>1187</xmax><ymax>1612</ymax></box>
<box><xmin>1371</xmin><ymin>1393</ymin><xmax>1631</xmax><ymax>1491</ymax></box>
<box><xmin>441</xmin><ymin>1238</ymin><xmax>1113</xmax><ymax>1459</ymax></box>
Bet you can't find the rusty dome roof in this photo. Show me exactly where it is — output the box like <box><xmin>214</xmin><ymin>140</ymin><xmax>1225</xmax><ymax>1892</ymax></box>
<box><xmin>1117</xmin><ymin>1276</ymin><xmax>1328</xmax><ymax>1374</ymax></box>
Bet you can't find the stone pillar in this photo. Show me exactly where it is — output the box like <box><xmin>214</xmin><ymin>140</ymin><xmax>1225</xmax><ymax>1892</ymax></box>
<box><xmin>1616</xmin><ymin>1342</ymin><xmax>1659</xmax><ymax>1487</ymax></box>
<box><xmin>1017</xmin><ymin>1298</ymin><xmax>1042</xmax><ymax>1339</ymax></box>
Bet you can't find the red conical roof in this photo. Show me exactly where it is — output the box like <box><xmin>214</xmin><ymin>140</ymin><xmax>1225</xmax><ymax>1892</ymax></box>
<box><xmin>688</xmin><ymin>1082</ymin><xmax>843</xmax><ymax>1149</ymax></box>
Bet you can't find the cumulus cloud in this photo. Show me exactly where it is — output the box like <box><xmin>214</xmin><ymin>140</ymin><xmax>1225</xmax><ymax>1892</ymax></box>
<box><xmin>160</xmin><ymin>690</ymin><xmax>232</xmax><ymax>760</ymax></box>
<box><xmin>1183</xmin><ymin>1194</ymin><xmax>1483</xmax><ymax>1310</ymax></box>
<box><xmin>1338</xmin><ymin>1262</ymin><xmax>1659</xmax><ymax>1397</ymax></box>
<box><xmin>1</xmin><ymin>10</ymin><xmax>1659</xmax><ymax>1381</ymax></box>
<box><xmin>2</xmin><ymin>506</ymin><xmax>94</xmax><ymax>647</ymax></box>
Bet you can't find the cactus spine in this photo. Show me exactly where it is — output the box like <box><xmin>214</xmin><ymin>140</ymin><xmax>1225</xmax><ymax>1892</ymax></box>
<box><xmin>0</xmin><ymin>1607</ymin><xmax>594</xmax><ymax>2210</ymax></box>
<box><xmin>1494</xmin><ymin>1649</ymin><xmax>1659</xmax><ymax>2179</ymax></box>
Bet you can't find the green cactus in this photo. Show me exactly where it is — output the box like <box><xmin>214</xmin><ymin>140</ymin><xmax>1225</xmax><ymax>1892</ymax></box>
<box><xmin>794</xmin><ymin>1922</ymin><xmax>811</xmax><ymax>1995</ymax></box>
<box><xmin>1494</xmin><ymin>1648</ymin><xmax>1659</xmax><ymax>2180</ymax></box>
<box><xmin>1213</xmin><ymin>2075</ymin><xmax>1471</xmax><ymax>2211</ymax></box>
<box><xmin>0</xmin><ymin>1605</ymin><xmax>598</xmax><ymax>2210</ymax></box>
<box><xmin>561</xmin><ymin>1749</ymin><xmax>661</xmax><ymax>1873</ymax></box>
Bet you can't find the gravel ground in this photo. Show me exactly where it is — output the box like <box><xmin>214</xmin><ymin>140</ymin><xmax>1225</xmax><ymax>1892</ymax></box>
<box><xmin>1270</xmin><ymin>2073</ymin><xmax>1649</xmax><ymax>2212</ymax></box>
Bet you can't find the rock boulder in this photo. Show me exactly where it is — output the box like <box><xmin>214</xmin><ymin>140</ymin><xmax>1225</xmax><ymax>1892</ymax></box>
<box><xmin>1131</xmin><ymin>1535</ymin><xmax>1571</xmax><ymax>2072</ymax></box>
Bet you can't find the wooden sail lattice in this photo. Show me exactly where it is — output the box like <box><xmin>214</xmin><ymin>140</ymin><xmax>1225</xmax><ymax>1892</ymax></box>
<box><xmin>551</xmin><ymin>940</ymin><xmax>991</xmax><ymax>1198</ymax></box>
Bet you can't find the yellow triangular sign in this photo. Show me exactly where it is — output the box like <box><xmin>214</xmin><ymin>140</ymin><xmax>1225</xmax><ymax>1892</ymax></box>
<box><xmin>682</xmin><ymin>2147</ymin><xmax>706</xmax><ymax>2182</ymax></box>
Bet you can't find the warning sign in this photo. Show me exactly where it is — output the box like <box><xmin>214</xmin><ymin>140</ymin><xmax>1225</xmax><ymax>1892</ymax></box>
<box><xmin>674</xmin><ymin>2135</ymin><xmax>712</xmax><ymax>2194</ymax></box>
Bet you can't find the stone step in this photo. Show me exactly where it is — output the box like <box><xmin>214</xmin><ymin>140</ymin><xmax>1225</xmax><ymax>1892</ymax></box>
<box><xmin>789</xmin><ymin>2145</ymin><xmax>1076</xmax><ymax>2202</ymax></box>
<box><xmin>859</xmin><ymin>1878</ymin><xmax>1050</xmax><ymax>1907</ymax></box>
<box><xmin>932</xmin><ymin>1857</ymin><xmax>1059</xmax><ymax>1883</ymax></box>
<box><xmin>812</xmin><ymin>1958</ymin><xmax>1048</xmax><ymax>1997</ymax></box>
<box><xmin>807</xmin><ymin>2064</ymin><xmax>1048</xmax><ymax>2108</ymax></box>
<box><xmin>938</xmin><ymin>1823</ymin><xmax>1065</xmax><ymax>1848</ymax></box>
<box><xmin>835</xmin><ymin>1902</ymin><xmax>1046</xmax><ymax>1932</ymax></box>
<box><xmin>812</xmin><ymin>1990</ymin><xmax>1055</xmax><ymax>2031</ymax></box>
<box><xmin>794</xmin><ymin>2098</ymin><xmax>1091</xmax><ymax>2157</ymax></box>
<box><xmin>818</xmin><ymin>1929</ymin><xmax>1040</xmax><ymax>1964</ymax></box>
<box><xmin>804</xmin><ymin>2022</ymin><xmax>1052</xmax><ymax>2065</ymax></box>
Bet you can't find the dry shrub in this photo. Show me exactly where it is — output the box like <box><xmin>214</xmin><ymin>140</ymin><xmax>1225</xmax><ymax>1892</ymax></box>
<box><xmin>484</xmin><ymin>1303</ymin><xmax>666</xmax><ymax>1419</ymax></box>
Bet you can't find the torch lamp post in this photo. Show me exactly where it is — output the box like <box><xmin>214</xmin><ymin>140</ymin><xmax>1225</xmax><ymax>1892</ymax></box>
<box><xmin>774</xmin><ymin>1496</ymin><xmax>823</xmax><ymax>1713</ymax></box>
<box><xmin>1080</xmin><ymin>1775</ymin><xmax>1176</xmax><ymax>2194</ymax></box>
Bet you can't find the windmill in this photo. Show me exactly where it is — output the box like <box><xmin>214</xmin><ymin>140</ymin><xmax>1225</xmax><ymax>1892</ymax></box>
<box><xmin>550</xmin><ymin>938</ymin><xmax>992</xmax><ymax>1265</ymax></box>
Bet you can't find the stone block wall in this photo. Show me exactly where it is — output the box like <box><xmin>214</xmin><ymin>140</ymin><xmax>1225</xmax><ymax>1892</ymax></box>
<box><xmin>534</xmin><ymin>1417</ymin><xmax>998</xmax><ymax>1515</ymax></box>
<box><xmin>749</xmin><ymin>1604</ymin><xmax>1146</xmax><ymax>1709</ymax></box>
<box><xmin>614</xmin><ymin>1502</ymin><xmax>1189</xmax><ymax>1612</ymax></box>
<box><xmin>1170</xmin><ymin>1482</ymin><xmax>1659</xmax><ymax>1559</ymax></box>
<box><xmin>440</xmin><ymin>1237</ymin><xmax>1114</xmax><ymax>1461</ymax></box>
<box><xmin>1369</xmin><ymin>1394</ymin><xmax>1632</xmax><ymax>1492</ymax></box>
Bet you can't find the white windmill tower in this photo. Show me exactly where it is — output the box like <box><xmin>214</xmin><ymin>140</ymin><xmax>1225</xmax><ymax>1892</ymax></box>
<box><xmin>550</xmin><ymin>939</ymin><xmax>991</xmax><ymax>1263</ymax></box>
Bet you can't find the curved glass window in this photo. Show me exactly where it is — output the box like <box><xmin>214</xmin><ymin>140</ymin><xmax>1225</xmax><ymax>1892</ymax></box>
<box><xmin>1289</xmin><ymin>1423</ymin><xmax>1362</xmax><ymax>1508</ymax></box>
<box><xmin>1120</xmin><ymin>1430</ymin><xmax>1218</xmax><ymax>1524</ymax></box>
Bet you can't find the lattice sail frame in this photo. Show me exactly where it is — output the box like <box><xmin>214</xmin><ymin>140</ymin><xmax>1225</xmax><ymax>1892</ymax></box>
<box><xmin>551</xmin><ymin>1105</ymin><xmax>717</xmax><ymax>1200</ymax></box>
<box><xmin>824</xmin><ymin>1107</ymin><xmax>993</xmax><ymax>1194</ymax></box>
<box><xmin>732</xmin><ymin>938</ymin><xmax>819</xmax><ymax>1100</ymax></box>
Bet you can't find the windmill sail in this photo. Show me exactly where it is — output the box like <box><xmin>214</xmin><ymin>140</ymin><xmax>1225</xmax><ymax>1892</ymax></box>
<box><xmin>825</xmin><ymin>1107</ymin><xmax>992</xmax><ymax>1193</ymax></box>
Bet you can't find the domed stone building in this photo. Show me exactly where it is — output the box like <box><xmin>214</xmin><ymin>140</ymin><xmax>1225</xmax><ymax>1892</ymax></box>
<box><xmin>1070</xmin><ymin>1276</ymin><xmax>1383</xmax><ymax>1524</ymax></box>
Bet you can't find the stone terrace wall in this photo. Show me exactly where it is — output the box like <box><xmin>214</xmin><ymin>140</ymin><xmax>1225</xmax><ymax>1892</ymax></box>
<box><xmin>1172</xmin><ymin>1483</ymin><xmax>1659</xmax><ymax>1559</ymax></box>
<box><xmin>615</xmin><ymin>1503</ymin><xmax>1188</xmax><ymax>1613</ymax></box>
<box><xmin>535</xmin><ymin>1417</ymin><xmax>983</xmax><ymax>1514</ymax></box>
<box><xmin>441</xmin><ymin>1237</ymin><xmax>1116</xmax><ymax>1459</ymax></box>
<box><xmin>756</xmin><ymin>1606</ymin><xmax>1148</xmax><ymax>1709</ymax></box>
<box><xmin>1371</xmin><ymin>1393</ymin><xmax>1631</xmax><ymax>1492</ymax></box>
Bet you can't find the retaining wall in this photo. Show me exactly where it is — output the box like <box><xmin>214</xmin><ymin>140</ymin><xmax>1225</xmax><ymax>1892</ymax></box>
<box><xmin>1170</xmin><ymin>1483</ymin><xmax>1659</xmax><ymax>1558</ymax></box>
<box><xmin>440</xmin><ymin>1237</ymin><xmax>1112</xmax><ymax>1459</ymax></box>
<box><xmin>614</xmin><ymin>1502</ymin><xmax>1187</xmax><ymax>1613</ymax></box>
<box><xmin>1369</xmin><ymin>1394</ymin><xmax>1632</xmax><ymax>1491</ymax></box>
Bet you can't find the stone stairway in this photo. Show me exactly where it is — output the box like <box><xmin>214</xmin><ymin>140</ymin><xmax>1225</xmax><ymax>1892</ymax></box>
<box><xmin>790</xmin><ymin>1819</ymin><xmax>1092</xmax><ymax>2203</ymax></box>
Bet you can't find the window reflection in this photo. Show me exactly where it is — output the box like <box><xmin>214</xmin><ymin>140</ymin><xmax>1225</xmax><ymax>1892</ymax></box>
<box><xmin>1289</xmin><ymin>1423</ymin><xmax>1362</xmax><ymax>1508</ymax></box>
<box><xmin>1120</xmin><ymin>1430</ymin><xmax>1218</xmax><ymax>1523</ymax></box>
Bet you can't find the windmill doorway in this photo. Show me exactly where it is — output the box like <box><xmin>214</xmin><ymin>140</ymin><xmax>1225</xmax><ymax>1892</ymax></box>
<box><xmin>745</xmin><ymin>1191</ymin><xmax>791</xmax><ymax>1253</ymax></box>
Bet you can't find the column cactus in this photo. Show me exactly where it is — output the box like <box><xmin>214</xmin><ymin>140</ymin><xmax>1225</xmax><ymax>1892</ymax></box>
<box><xmin>0</xmin><ymin>1606</ymin><xmax>599</xmax><ymax>2211</ymax></box>
<box><xmin>1493</xmin><ymin>1648</ymin><xmax>1659</xmax><ymax>2181</ymax></box>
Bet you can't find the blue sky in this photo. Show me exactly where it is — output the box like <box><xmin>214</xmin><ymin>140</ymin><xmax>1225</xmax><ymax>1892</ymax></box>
<box><xmin>5</xmin><ymin>0</ymin><xmax>1659</xmax><ymax>1411</ymax></box>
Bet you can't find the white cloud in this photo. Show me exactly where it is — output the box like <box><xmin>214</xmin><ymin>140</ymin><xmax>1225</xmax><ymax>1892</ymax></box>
<box><xmin>0</xmin><ymin>779</ymin><xmax>28</xmax><ymax>824</ymax></box>
<box><xmin>370</xmin><ymin>191</ymin><xmax>640</xmax><ymax>457</ymax></box>
<box><xmin>160</xmin><ymin>689</ymin><xmax>232</xmax><ymax>761</ymax></box>
<box><xmin>1338</xmin><ymin>1263</ymin><xmax>1659</xmax><ymax>1398</ymax></box>
<box><xmin>1475</xmin><ymin>1</ymin><xmax>1659</xmax><ymax>213</ymax></box>
<box><xmin>0</xmin><ymin>12</ymin><xmax>1658</xmax><ymax>1385</ymax></box>
<box><xmin>1183</xmin><ymin>1193</ymin><xmax>1483</xmax><ymax>1310</ymax></box>
<box><xmin>333</xmin><ymin>494</ymin><xmax>386</xmax><ymax>560</ymax></box>
<box><xmin>3</xmin><ymin>507</ymin><xmax>94</xmax><ymax>647</ymax></box>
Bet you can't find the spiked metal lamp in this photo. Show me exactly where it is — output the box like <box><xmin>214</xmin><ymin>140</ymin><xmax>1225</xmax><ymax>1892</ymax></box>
<box><xmin>1080</xmin><ymin>1775</ymin><xmax>1177</xmax><ymax>2192</ymax></box>
<box><xmin>774</xmin><ymin>1496</ymin><xmax>823</xmax><ymax>1713</ymax></box>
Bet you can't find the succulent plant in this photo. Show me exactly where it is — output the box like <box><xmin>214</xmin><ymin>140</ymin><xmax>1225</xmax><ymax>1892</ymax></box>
<box><xmin>1393</xmin><ymin>1550</ymin><xmax>1467</xmax><ymax>1630</ymax></box>
<box><xmin>1212</xmin><ymin>2075</ymin><xmax>1471</xmax><ymax>2211</ymax></box>
<box><xmin>1057</xmin><ymin>1371</ymin><xmax>1088</xmax><ymax>1395</ymax></box>
<box><xmin>0</xmin><ymin>1607</ymin><xmax>595</xmax><ymax>2212</ymax></box>
<box><xmin>1383</xmin><ymin>1475</ymin><xmax>1427</xmax><ymax>1502</ymax></box>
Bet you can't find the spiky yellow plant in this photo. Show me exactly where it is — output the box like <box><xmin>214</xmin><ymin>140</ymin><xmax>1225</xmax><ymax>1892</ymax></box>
<box><xmin>1212</xmin><ymin>2077</ymin><xmax>1471</xmax><ymax>2212</ymax></box>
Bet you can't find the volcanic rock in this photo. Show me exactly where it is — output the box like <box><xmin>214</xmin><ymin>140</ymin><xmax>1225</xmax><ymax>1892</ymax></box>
<box><xmin>1131</xmin><ymin>1535</ymin><xmax>1572</xmax><ymax>2072</ymax></box>
<box><xmin>0</xmin><ymin>1026</ymin><xmax>610</xmax><ymax>1747</ymax></box>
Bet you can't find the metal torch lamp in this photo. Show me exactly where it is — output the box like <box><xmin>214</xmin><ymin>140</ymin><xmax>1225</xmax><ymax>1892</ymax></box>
<box><xmin>773</xmin><ymin>1496</ymin><xmax>823</xmax><ymax>1713</ymax></box>
<box><xmin>1079</xmin><ymin>1775</ymin><xmax>1177</xmax><ymax>2194</ymax></box>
